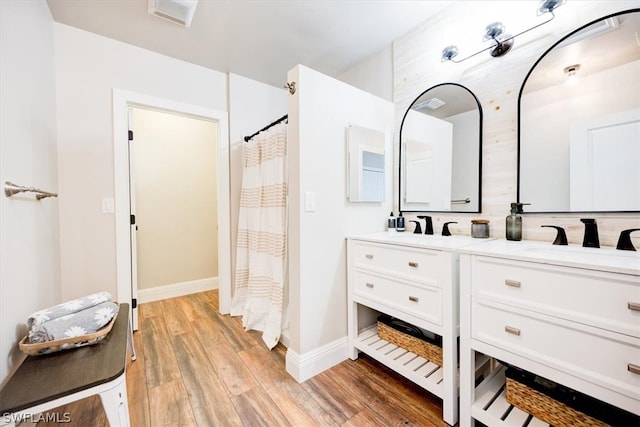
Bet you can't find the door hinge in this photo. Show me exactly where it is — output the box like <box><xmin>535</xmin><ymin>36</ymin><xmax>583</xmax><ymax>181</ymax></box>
<box><xmin>130</xmin><ymin>214</ymin><xmax>136</xmax><ymax>225</ymax></box>
<box><xmin>132</xmin><ymin>298</ymin><xmax>138</xmax><ymax>309</ymax></box>
<box><xmin>128</xmin><ymin>130</ymin><xmax>133</xmax><ymax>141</ymax></box>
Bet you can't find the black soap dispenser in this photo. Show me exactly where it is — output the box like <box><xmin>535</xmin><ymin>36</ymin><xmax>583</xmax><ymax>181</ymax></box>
<box><xmin>387</xmin><ymin>211</ymin><xmax>396</xmax><ymax>232</ymax></box>
<box><xmin>396</xmin><ymin>212</ymin><xmax>405</xmax><ymax>232</ymax></box>
<box><xmin>506</xmin><ymin>202</ymin><xmax>529</xmax><ymax>241</ymax></box>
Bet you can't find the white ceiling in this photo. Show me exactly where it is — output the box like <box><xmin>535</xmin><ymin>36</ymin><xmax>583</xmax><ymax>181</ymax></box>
<box><xmin>46</xmin><ymin>0</ymin><xmax>453</xmax><ymax>88</ymax></box>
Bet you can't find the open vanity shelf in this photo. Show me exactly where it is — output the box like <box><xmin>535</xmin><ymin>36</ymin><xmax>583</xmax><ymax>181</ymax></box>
<box><xmin>471</xmin><ymin>365</ymin><xmax>550</xmax><ymax>427</ymax></box>
<box><xmin>354</xmin><ymin>325</ymin><xmax>445</xmax><ymax>395</ymax></box>
<box><xmin>346</xmin><ymin>232</ymin><xmax>491</xmax><ymax>426</ymax></box>
<box><xmin>354</xmin><ymin>325</ymin><xmax>491</xmax><ymax>399</ymax></box>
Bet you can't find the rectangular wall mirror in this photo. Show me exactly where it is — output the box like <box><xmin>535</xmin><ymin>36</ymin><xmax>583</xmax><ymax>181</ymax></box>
<box><xmin>347</xmin><ymin>124</ymin><xmax>385</xmax><ymax>202</ymax></box>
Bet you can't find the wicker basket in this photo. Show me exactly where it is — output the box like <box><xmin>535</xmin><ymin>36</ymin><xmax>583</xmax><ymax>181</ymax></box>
<box><xmin>377</xmin><ymin>320</ymin><xmax>442</xmax><ymax>366</ymax></box>
<box><xmin>505</xmin><ymin>377</ymin><xmax>607</xmax><ymax>427</ymax></box>
<box><xmin>19</xmin><ymin>310</ymin><xmax>118</xmax><ymax>356</ymax></box>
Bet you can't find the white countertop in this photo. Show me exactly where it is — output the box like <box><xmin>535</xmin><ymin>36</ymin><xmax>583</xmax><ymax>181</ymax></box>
<box><xmin>459</xmin><ymin>239</ymin><xmax>640</xmax><ymax>276</ymax></box>
<box><xmin>347</xmin><ymin>231</ymin><xmax>494</xmax><ymax>252</ymax></box>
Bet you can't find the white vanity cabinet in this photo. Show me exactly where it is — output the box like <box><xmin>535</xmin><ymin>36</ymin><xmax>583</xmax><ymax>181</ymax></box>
<box><xmin>459</xmin><ymin>240</ymin><xmax>640</xmax><ymax>427</ymax></box>
<box><xmin>347</xmin><ymin>232</ymin><xmax>489</xmax><ymax>426</ymax></box>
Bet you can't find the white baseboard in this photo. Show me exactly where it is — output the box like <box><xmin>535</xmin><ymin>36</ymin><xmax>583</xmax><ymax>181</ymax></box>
<box><xmin>137</xmin><ymin>277</ymin><xmax>218</xmax><ymax>304</ymax></box>
<box><xmin>285</xmin><ymin>336</ymin><xmax>349</xmax><ymax>383</ymax></box>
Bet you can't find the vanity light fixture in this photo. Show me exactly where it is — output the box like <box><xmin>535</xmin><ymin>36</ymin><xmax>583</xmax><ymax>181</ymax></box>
<box><xmin>441</xmin><ymin>0</ymin><xmax>566</xmax><ymax>63</ymax></box>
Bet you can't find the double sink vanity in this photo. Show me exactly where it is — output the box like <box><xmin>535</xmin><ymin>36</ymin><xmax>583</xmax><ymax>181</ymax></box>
<box><xmin>346</xmin><ymin>232</ymin><xmax>640</xmax><ymax>426</ymax></box>
<box><xmin>345</xmin><ymin>6</ymin><xmax>639</xmax><ymax>425</ymax></box>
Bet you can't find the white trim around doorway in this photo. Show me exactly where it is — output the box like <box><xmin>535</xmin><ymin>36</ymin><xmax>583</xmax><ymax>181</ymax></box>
<box><xmin>112</xmin><ymin>89</ymin><xmax>231</xmax><ymax>327</ymax></box>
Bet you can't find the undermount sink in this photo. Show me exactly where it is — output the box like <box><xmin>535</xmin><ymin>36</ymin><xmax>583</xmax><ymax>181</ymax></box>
<box><xmin>521</xmin><ymin>244</ymin><xmax>639</xmax><ymax>259</ymax></box>
<box><xmin>461</xmin><ymin>239</ymin><xmax>640</xmax><ymax>276</ymax></box>
<box><xmin>351</xmin><ymin>231</ymin><xmax>488</xmax><ymax>251</ymax></box>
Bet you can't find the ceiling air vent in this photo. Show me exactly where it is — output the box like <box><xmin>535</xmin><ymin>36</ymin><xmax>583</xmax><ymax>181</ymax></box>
<box><xmin>148</xmin><ymin>0</ymin><xmax>198</xmax><ymax>27</ymax></box>
<box><xmin>414</xmin><ymin>97</ymin><xmax>446</xmax><ymax>111</ymax></box>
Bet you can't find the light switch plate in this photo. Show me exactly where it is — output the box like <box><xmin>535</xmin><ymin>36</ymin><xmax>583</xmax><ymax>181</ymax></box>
<box><xmin>304</xmin><ymin>192</ymin><xmax>316</xmax><ymax>212</ymax></box>
<box><xmin>102</xmin><ymin>198</ymin><xmax>115</xmax><ymax>214</ymax></box>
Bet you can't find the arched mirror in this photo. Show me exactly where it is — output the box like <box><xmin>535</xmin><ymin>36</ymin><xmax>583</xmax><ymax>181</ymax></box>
<box><xmin>518</xmin><ymin>9</ymin><xmax>640</xmax><ymax>213</ymax></box>
<box><xmin>399</xmin><ymin>83</ymin><xmax>482</xmax><ymax>213</ymax></box>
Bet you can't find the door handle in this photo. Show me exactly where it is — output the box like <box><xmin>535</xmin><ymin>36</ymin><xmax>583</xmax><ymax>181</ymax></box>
<box><xmin>505</xmin><ymin>279</ymin><xmax>521</xmax><ymax>288</ymax></box>
<box><xmin>408</xmin><ymin>262</ymin><xmax>418</xmax><ymax>268</ymax></box>
<box><xmin>408</xmin><ymin>296</ymin><xmax>419</xmax><ymax>302</ymax></box>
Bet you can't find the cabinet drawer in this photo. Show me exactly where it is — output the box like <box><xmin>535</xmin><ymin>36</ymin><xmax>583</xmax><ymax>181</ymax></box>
<box><xmin>472</xmin><ymin>257</ymin><xmax>640</xmax><ymax>338</ymax></box>
<box><xmin>350</xmin><ymin>241</ymin><xmax>439</xmax><ymax>284</ymax></box>
<box><xmin>472</xmin><ymin>298</ymin><xmax>640</xmax><ymax>401</ymax></box>
<box><xmin>353</xmin><ymin>270</ymin><xmax>441</xmax><ymax>325</ymax></box>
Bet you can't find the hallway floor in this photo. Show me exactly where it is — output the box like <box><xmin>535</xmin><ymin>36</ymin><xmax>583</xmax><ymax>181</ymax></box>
<box><xmin>38</xmin><ymin>290</ymin><xmax>448</xmax><ymax>426</ymax></box>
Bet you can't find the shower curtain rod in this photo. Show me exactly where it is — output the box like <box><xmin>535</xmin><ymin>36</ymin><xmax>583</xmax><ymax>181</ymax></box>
<box><xmin>243</xmin><ymin>114</ymin><xmax>288</xmax><ymax>142</ymax></box>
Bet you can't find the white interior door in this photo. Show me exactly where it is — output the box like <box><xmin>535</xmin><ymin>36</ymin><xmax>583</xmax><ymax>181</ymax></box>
<box><xmin>127</xmin><ymin>108</ymin><xmax>139</xmax><ymax>330</ymax></box>
<box><xmin>570</xmin><ymin>109</ymin><xmax>640</xmax><ymax>211</ymax></box>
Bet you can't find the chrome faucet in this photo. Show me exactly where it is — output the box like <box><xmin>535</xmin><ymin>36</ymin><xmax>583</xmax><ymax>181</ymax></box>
<box><xmin>580</xmin><ymin>218</ymin><xmax>600</xmax><ymax>248</ymax></box>
<box><xmin>417</xmin><ymin>215</ymin><xmax>434</xmax><ymax>235</ymax></box>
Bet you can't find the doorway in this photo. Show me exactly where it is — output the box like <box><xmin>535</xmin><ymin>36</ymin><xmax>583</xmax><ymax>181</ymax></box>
<box><xmin>113</xmin><ymin>90</ymin><xmax>231</xmax><ymax>330</ymax></box>
<box><xmin>130</xmin><ymin>107</ymin><xmax>218</xmax><ymax>319</ymax></box>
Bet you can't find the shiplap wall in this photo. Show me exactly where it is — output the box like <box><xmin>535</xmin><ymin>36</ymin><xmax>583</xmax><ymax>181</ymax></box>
<box><xmin>393</xmin><ymin>0</ymin><xmax>640</xmax><ymax>247</ymax></box>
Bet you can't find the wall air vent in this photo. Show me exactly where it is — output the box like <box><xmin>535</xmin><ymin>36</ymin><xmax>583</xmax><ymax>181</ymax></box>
<box><xmin>414</xmin><ymin>97</ymin><xmax>446</xmax><ymax>111</ymax></box>
<box><xmin>148</xmin><ymin>0</ymin><xmax>198</xmax><ymax>28</ymax></box>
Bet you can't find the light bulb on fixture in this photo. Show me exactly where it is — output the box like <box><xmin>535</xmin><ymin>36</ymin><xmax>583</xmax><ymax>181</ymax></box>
<box><xmin>441</xmin><ymin>0</ymin><xmax>566</xmax><ymax>63</ymax></box>
<box><xmin>564</xmin><ymin>64</ymin><xmax>581</xmax><ymax>84</ymax></box>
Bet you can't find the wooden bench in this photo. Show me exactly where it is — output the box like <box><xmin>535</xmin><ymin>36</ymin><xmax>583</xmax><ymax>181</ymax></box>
<box><xmin>0</xmin><ymin>303</ymin><xmax>135</xmax><ymax>426</ymax></box>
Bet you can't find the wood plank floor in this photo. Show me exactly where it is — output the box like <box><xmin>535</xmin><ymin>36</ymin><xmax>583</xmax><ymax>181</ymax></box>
<box><xmin>38</xmin><ymin>290</ymin><xmax>449</xmax><ymax>426</ymax></box>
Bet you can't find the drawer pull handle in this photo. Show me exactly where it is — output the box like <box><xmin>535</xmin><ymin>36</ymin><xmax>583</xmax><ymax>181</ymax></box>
<box><xmin>408</xmin><ymin>262</ymin><xmax>419</xmax><ymax>268</ymax></box>
<box><xmin>505</xmin><ymin>326</ymin><xmax>521</xmax><ymax>336</ymax></box>
<box><xmin>365</xmin><ymin>283</ymin><xmax>374</xmax><ymax>288</ymax></box>
<box><xmin>408</xmin><ymin>296</ymin><xmax>419</xmax><ymax>302</ymax></box>
<box><xmin>505</xmin><ymin>279</ymin><xmax>521</xmax><ymax>288</ymax></box>
<box><xmin>628</xmin><ymin>302</ymin><xmax>640</xmax><ymax>312</ymax></box>
<box><xmin>365</xmin><ymin>254</ymin><xmax>373</xmax><ymax>259</ymax></box>
<box><xmin>628</xmin><ymin>363</ymin><xmax>640</xmax><ymax>375</ymax></box>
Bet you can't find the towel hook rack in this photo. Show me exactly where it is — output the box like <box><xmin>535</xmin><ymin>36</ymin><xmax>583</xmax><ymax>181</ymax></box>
<box><xmin>4</xmin><ymin>181</ymin><xmax>58</xmax><ymax>200</ymax></box>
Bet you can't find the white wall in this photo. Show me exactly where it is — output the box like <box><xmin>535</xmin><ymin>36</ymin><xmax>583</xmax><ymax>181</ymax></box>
<box><xmin>450</xmin><ymin>110</ymin><xmax>480</xmax><ymax>212</ymax></box>
<box><xmin>286</xmin><ymin>65</ymin><xmax>394</xmax><ymax>380</ymax></box>
<box><xmin>54</xmin><ymin>23</ymin><xmax>228</xmax><ymax>301</ymax></box>
<box><xmin>393</xmin><ymin>0</ymin><xmax>640</xmax><ymax>246</ymax></box>
<box><xmin>227</xmin><ymin>73</ymin><xmax>287</xmax><ymax>309</ymax></box>
<box><xmin>0</xmin><ymin>0</ymin><xmax>60</xmax><ymax>382</ymax></box>
<box><xmin>338</xmin><ymin>45</ymin><xmax>394</xmax><ymax>102</ymax></box>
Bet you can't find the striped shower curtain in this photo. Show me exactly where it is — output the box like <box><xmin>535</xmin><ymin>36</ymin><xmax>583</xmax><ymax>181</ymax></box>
<box><xmin>230</xmin><ymin>121</ymin><xmax>287</xmax><ymax>350</ymax></box>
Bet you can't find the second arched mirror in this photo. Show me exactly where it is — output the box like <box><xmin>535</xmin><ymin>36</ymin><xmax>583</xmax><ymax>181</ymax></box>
<box><xmin>399</xmin><ymin>83</ymin><xmax>483</xmax><ymax>213</ymax></box>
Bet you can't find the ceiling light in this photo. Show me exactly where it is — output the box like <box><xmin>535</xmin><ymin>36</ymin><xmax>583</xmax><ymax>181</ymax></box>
<box><xmin>564</xmin><ymin>64</ymin><xmax>581</xmax><ymax>84</ymax></box>
<box><xmin>441</xmin><ymin>0</ymin><xmax>566</xmax><ymax>63</ymax></box>
<box><xmin>148</xmin><ymin>0</ymin><xmax>198</xmax><ymax>27</ymax></box>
